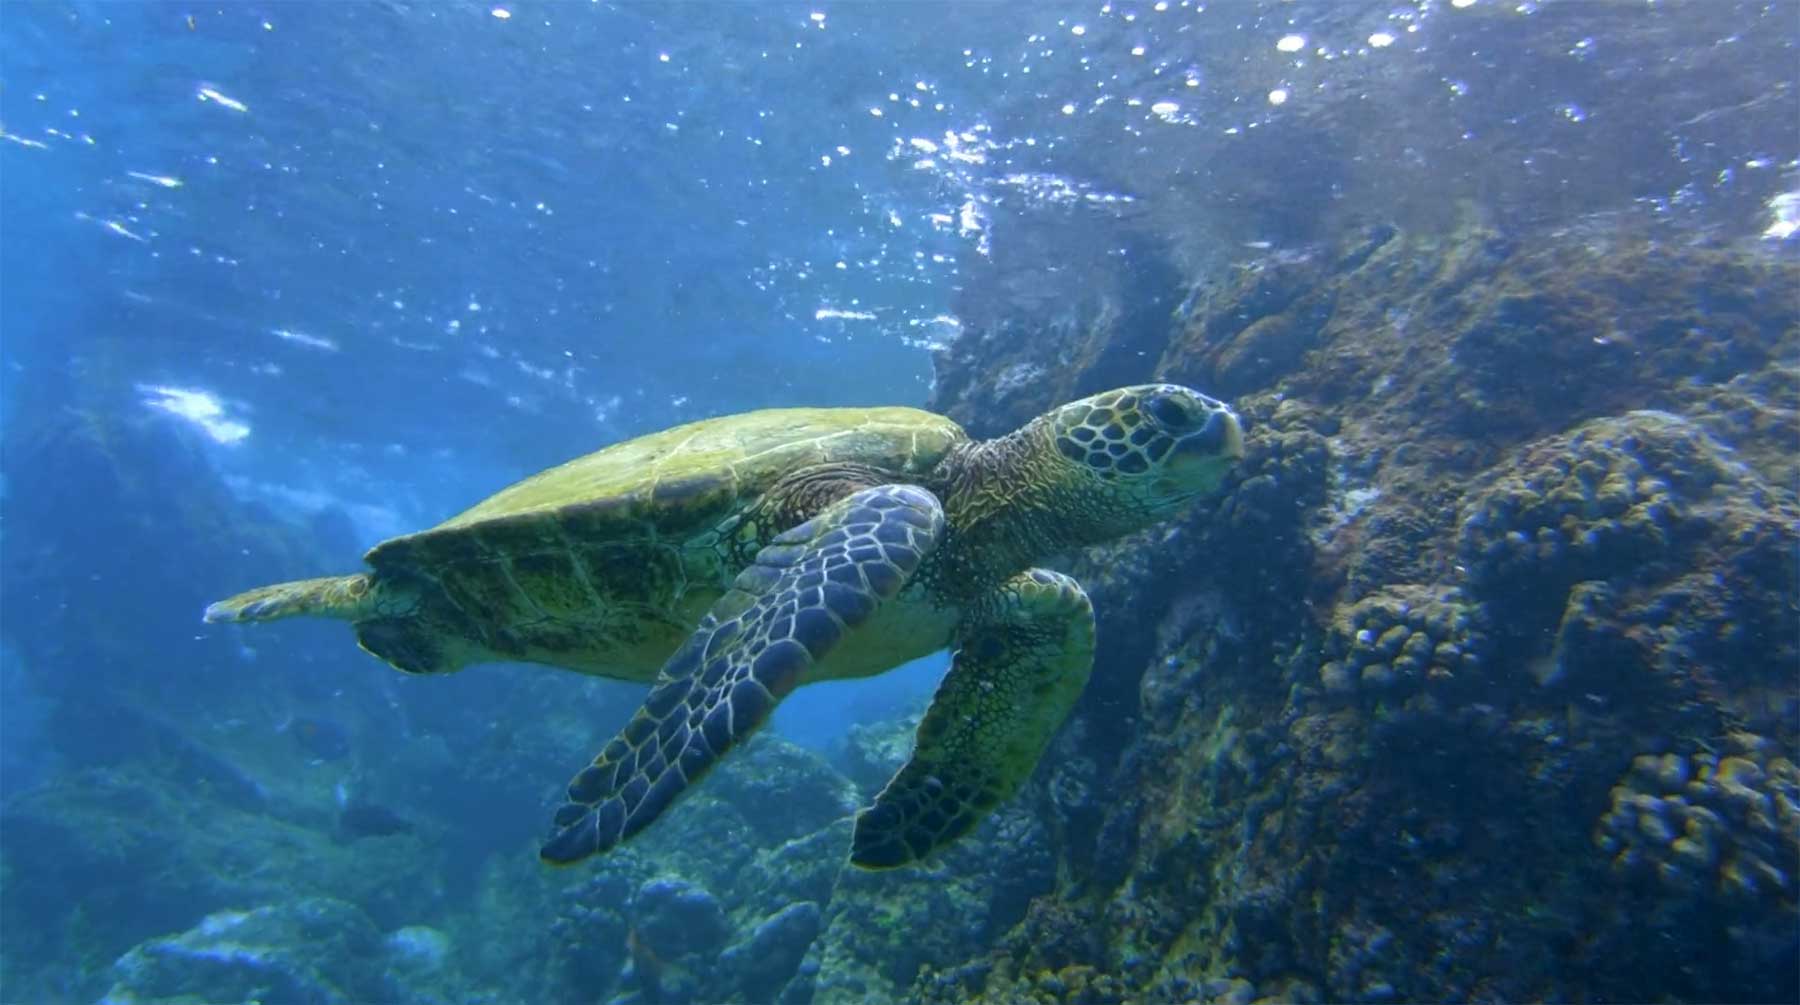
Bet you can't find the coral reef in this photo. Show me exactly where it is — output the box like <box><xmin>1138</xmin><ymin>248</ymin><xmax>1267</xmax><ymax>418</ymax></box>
<box><xmin>1317</xmin><ymin>585</ymin><xmax>1490</xmax><ymax>699</ymax></box>
<box><xmin>386</xmin><ymin>725</ymin><xmax>1044</xmax><ymax>1005</ymax></box>
<box><xmin>1454</xmin><ymin>410</ymin><xmax>1800</xmax><ymax>735</ymax></box>
<box><xmin>1597</xmin><ymin>740</ymin><xmax>1798</xmax><ymax>905</ymax></box>
<box><xmin>99</xmin><ymin>898</ymin><xmax>460</xmax><ymax>1005</ymax></box>
<box><xmin>620</xmin><ymin>877</ymin><xmax>731</xmax><ymax>1002</ymax></box>
<box><xmin>910</xmin><ymin>214</ymin><xmax>1799</xmax><ymax>1004</ymax></box>
<box><xmin>719</xmin><ymin>900</ymin><xmax>824</xmax><ymax>1003</ymax></box>
<box><xmin>1</xmin><ymin>763</ymin><xmax>449</xmax><ymax>995</ymax></box>
<box><xmin>1459</xmin><ymin>411</ymin><xmax>1749</xmax><ymax>600</ymax></box>
<box><xmin>803</xmin><ymin>795</ymin><xmax>1052</xmax><ymax>1005</ymax></box>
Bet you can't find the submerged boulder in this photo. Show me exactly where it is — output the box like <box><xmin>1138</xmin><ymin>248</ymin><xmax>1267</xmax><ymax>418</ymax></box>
<box><xmin>720</xmin><ymin>900</ymin><xmax>825</xmax><ymax>1002</ymax></box>
<box><xmin>101</xmin><ymin>899</ymin><xmax>389</xmax><ymax>1005</ymax></box>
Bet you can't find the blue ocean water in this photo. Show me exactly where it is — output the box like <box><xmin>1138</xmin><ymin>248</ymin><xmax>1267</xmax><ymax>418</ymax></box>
<box><xmin>2</xmin><ymin>2</ymin><xmax>1796</xmax><ymax>1003</ymax></box>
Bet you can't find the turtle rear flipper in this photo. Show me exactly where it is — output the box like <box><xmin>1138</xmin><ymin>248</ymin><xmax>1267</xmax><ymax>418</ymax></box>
<box><xmin>540</xmin><ymin>483</ymin><xmax>946</xmax><ymax>866</ymax></box>
<box><xmin>204</xmin><ymin>574</ymin><xmax>374</xmax><ymax>623</ymax></box>
<box><xmin>851</xmin><ymin>568</ymin><xmax>1094</xmax><ymax>870</ymax></box>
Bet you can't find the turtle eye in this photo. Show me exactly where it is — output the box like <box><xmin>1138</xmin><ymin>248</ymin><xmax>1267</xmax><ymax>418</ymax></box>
<box><xmin>1144</xmin><ymin>391</ymin><xmax>1196</xmax><ymax>431</ymax></box>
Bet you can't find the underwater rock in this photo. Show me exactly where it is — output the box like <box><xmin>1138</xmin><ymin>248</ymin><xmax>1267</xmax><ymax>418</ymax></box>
<box><xmin>720</xmin><ymin>900</ymin><xmax>824</xmax><ymax>1002</ymax></box>
<box><xmin>386</xmin><ymin>924</ymin><xmax>453</xmax><ymax>977</ymax></box>
<box><xmin>618</xmin><ymin>877</ymin><xmax>731</xmax><ymax>1005</ymax></box>
<box><xmin>337</xmin><ymin>796</ymin><xmax>416</xmax><ymax>841</ymax></box>
<box><xmin>708</xmin><ymin>734</ymin><xmax>861</xmax><ymax>846</ymax></box>
<box><xmin>100</xmin><ymin>898</ymin><xmax>397</xmax><ymax>1005</ymax></box>
<box><xmin>633</xmin><ymin>876</ymin><xmax>730</xmax><ymax>961</ymax></box>
<box><xmin>380</xmin><ymin>923</ymin><xmax>469</xmax><ymax>1003</ymax></box>
<box><xmin>1578</xmin><ymin>736</ymin><xmax>1800</xmax><ymax>998</ymax></box>
<box><xmin>1191</xmin><ymin>975</ymin><xmax>1258</xmax><ymax>1005</ymax></box>
<box><xmin>1162</xmin><ymin>244</ymin><xmax>1348</xmax><ymax>400</ymax></box>
<box><xmin>1542</xmin><ymin>580</ymin><xmax>1633</xmax><ymax>690</ymax></box>
<box><xmin>838</xmin><ymin>713</ymin><xmax>922</xmax><ymax>797</ymax></box>
<box><xmin>1443</xmin><ymin>242</ymin><xmax>1797</xmax><ymax>436</ymax></box>
<box><xmin>735</xmin><ymin>818</ymin><xmax>856</xmax><ymax>918</ymax></box>
<box><xmin>537</xmin><ymin>866</ymin><xmax>639</xmax><ymax>1003</ymax></box>
<box><xmin>812</xmin><ymin>807</ymin><xmax>1052</xmax><ymax>1005</ymax></box>
<box><xmin>1677</xmin><ymin>361</ymin><xmax>1800</xmax><ymax>491</ymax></box>
<box><xmin>1209</xmin><ymin>297</ymin><xmax>1335</xmax><ymax>400</ymax></box>
<box><xmin>1326</xmin><ymin>920</ymin><xmax>1411</xmax><ymax>1005</ymax></box>
<box><xmin>932</xmin><ymin>223</ymin><xmax>1185</xmax><ymax>439</ymax></box>
<box><xmin>0</xmin><ymin>764</ymin><xmax>446</xmax><ymax>996</ymax></box>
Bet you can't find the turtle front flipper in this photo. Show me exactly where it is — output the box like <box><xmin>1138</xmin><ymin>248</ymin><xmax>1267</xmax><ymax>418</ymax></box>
<box><xmin>851</xmin><ymin>568</ymin><xmax>1094</xmax><ymax>869</ymax></box>
<box><xmin>540</xmin><ymin>483</ymin><xmax>947</xmax><ymax>866</ymax></box>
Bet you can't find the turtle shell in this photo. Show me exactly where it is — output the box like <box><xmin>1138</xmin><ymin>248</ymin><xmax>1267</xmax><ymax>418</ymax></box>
<box><xmin>356</xmin><ymin>406</ymin><xmax>966</xmax><ymax>677</ymax></box>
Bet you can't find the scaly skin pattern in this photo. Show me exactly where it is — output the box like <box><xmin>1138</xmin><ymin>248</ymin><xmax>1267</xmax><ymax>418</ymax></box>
<box><xmin>850</xmin><ymin>568</ymin><xmax>1097</xmax><ymax>869</ymax></box>
<box><xmin>204</xmin><ymin>573</ymin><xmax>377</xmax><ymax>624</ymax></box>
<box><xmin>920</xmin><ymin>384</ymin><xmax>1241</xmax><ymax>604</ymax></box>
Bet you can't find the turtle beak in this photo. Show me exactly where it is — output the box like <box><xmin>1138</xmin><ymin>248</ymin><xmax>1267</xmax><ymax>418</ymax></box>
<box><xmin>1175</xmin><ymin>407</ymin><xmax>1244</xmax><ymax>463</ymax></box>
<box><xmin>1153</xmin><ymin>406</ymin><xmax>1243</xmax><ymax>504</ymax></box>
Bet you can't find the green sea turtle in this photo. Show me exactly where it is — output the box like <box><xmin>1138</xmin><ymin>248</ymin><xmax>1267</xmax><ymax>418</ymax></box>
<box><xmin>206</xmin><ymin>384</ymin><xmax>1243</xmax><ymax>868</ymax></box>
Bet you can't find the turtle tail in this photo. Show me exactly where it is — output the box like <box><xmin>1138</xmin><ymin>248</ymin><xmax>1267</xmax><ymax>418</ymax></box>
<box><xmin>204</xmin><ymin>573</ymin><xmax>375</xmax><ymax>624</ymax></box>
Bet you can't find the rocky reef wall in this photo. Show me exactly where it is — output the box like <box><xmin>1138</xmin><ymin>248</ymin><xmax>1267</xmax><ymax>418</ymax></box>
<box><xmin>915</xmin><ymin>216</ymin><xmax>1798</xmax><ymax>1003</ymax></box>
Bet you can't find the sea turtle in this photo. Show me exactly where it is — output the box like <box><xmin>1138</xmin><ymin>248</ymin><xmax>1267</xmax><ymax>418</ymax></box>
<box><xmin>206</xmin><ymin>384</ymin><xmax>1243</xmax><ymax>869</ymax></box>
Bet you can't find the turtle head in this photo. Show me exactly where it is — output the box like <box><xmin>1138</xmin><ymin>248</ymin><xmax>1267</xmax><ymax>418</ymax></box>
<box><xmin>1040</xmin><ymin>384</ymin><xmax>1243</xmax><ymax>534</ymax></box>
